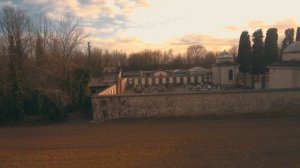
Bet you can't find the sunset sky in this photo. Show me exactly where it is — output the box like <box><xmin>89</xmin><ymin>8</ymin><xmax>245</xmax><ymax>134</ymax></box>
<box><xmin>1</xmin><ymin>0</ymin><xmax>300</xmax><ymax>53</ymax></box>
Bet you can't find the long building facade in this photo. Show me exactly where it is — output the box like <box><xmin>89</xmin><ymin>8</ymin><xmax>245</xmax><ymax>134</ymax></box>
<box><xmin>124</xmin><ymin>67</ymin><xmax>212</xmax><ymax>86</ymax></box>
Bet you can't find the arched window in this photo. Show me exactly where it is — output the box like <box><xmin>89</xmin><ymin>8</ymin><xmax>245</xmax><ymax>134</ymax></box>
<box><xmin>229</xmin><ymin>69</ymin><xmax>233</xmax><ymax>80</ymax></box>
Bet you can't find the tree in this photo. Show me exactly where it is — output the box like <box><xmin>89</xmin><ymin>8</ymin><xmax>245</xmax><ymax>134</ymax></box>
<box><xmin>264</xmin><ymin>28</ymin><xmax>279</xmax><ymax>65</ymax></box>
<box><xmin>252</xmin><ymin>29</ymin><xmax>265</xmax><ymax>74</ymax></box>
<box><xmin>296</xmin><ymin>27</ymin><xmax>300</xmax><ymax>41</ymax></box>
<box><xmin>237</xmin><ymin>31</ymin><xmax>252</xmax><ymax>74</ymax></box>
<box><xmin>229</xmin><ymin>45</ymin><xmax>238</xmax><ymax>60</ymax></box>
<box><xmin>49</xmin><ymin>17</ymin><xmax>88</xmax><ymax>92</ymax></box>
<box><xmin>33</xmin><ymin>14</ymin><xmax>49</xmax><ymax>67</ymax></box>
<box><xmin>186</xmin><ymin>45</ymin><xmax>206</xmax><ymax>65</ymax></box>
<box><xmin>282</xmin><ymin>28</ymin><xmax>294</xmax><ymax>51</ymax></box>
<box><xmin>0</xmin><ymin>7</ymin><xmax>31</xmax><ymax>119</ymax></box>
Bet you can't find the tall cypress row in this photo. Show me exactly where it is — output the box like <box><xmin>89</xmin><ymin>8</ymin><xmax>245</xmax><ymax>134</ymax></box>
<box><xmin>237</xmin><ymin>31</ymin><xmax>252</xmax><ymax>74</ymax></box>
<box><xmin>252</xmin><ymin>29</ymin><xmax>265</xmax><ymax>74</ymax></box>
<box><xmin>282</xmin><ymin>28</ymin><xmax>295</xmax><ymax>51</ymax></box>
<box><xmin>264</xmin><ymin>28</ymin><xmax>279</xmax><ymax>65</ymax></box>
<box><xmin>296</xmin><ymin>27</ymin><xmax>300</xmax><ymax>41</ymax></box>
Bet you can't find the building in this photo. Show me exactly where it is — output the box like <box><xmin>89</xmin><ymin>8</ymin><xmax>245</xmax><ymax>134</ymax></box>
<box><xmin>269</xmin><ymin>41</ymin><xmax>300</xmax><ymax>89</ymax></box>
<box><xmin>124</xmin><ymin>67</ymin><xmax>212</xmax><ymax>87</ymax></box>
<box><xmin>212</xmin><ymin>51</ymin><xmax>239</xmax><ymax>88</ymax></box>
<box><xmin>88</xmin><ymin>67</ymin><xmax>122</xmax><ymax>94</ymax></box>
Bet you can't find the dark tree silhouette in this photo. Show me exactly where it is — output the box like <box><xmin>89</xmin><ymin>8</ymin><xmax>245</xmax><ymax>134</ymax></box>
<box><xmin>264</xmin><ymin>28</ymin><xmax>279</xmax><ymax>65</ymax></box>
<box><xmin>252</xmin><ymin>29</ymin><xmax>265</xmax><ymax>74</ymax></box>
<box><xmin>237</xmin><ymin>31</ymin><xmax>252</xmax><ymax>74</ymax></box>
<box><xmin>282</xmin><ymin>28</ymin><xmax>294</xmax><ymax>51</ymax></box>
<box><xmin>296</xmin><ymin>27</ymin><xmax>300</xmax><ymax>41</ymax></box>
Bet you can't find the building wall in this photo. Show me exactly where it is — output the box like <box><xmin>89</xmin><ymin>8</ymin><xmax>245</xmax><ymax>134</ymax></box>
<box><xmin>238</xmin><ymin>74</ymin><xmax>269</xmax><ymax>89</ymax></box>
<box><xmin>98</xmin><ymin>85</ymin><xmax>117</xmax><ymax>96</ymax></box>
<box><xmin>99</xmin><ymin>78</ymin><xmax>128</xmax><ymax>96</ymax></box>
<box><xmin>212</xmin><ymin>65</ymin><xmax>239</xmax><ymax>87</ymax></box>
<box><xmin>127</xmin><ymin>75</ymin><xmax>212</xmax><ymax>86</ymax></box>
<box><xmin>269</xmin><ymin>67</ymin><xmax>300</xmax><ymax>89</ymax></box>
<box><xmin>92</xmin><ymin>89</ymin><xmax>300</xmax><ymax>121</ymax></box>
<box><xmin>153</xmin><ymin>71</ymin><xmax>168</xmax><ymax>76</ymax></box>
<box><xmin>212</xmin><ymin>66</ymin><xmax>221</xmax><ymax>85</ymax></box>
<box><xmin>216</xmin><ymin>57</ymin><xmax>234</xmax><ymax>63</ymax></box>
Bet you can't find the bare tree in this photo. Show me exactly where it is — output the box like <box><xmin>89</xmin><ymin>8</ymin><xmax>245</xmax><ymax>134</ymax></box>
<box><xmin>55</xmin><ymin>18</ymin><xmax>87</xmax><ymax>76</ymax></box>
<box><xmin>229</xmin><ymin>45</ymin><xmax>238</xmax><ymax>61</ymax></box>
<box><xmin>50</xmin><ymin>17</ymin><xmax>88</xmax><ymax>59</ymax></box>
<box><xmin>0</xmin><ymin>6</ymin><xmax>32</xmax><ymax>119</ymax></box>
<box><xmin>32</xmin><ymin>14</ymin><xmax>50</xmax><ymax>67</ymax></box>
<box><xmin>186</xmin><ymin>45</ymin><xmax>206</xmax><ymax>65</ymax></box>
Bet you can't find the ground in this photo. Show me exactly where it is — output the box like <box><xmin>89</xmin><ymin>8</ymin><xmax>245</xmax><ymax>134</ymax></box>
<box><xmin>0</xmin><ymin>117</ymin><xmax>299</xmax><ymax>168</ymax></box>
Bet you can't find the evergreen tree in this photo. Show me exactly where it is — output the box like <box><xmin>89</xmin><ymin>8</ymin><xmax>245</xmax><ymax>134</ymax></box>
<box><xmin>264</xmin><ymin>28</ymin><xmax>279</xmax><ymax>65</ymax></box>
<box><xmin>282</xmin><ymin>28</ymin><xmax>295</xmax><ymax>51</ymax></box>
<box><xmin>237</xmin><ymin>31</ymin><xmax>252</xmax><ymax>74</ymax></box>
<box><xmin>296</xmin><ymin>27</ymin><xmax>300</xmax><ymax>41</ymax></box>
<box><xmin>252</xmin><ymin>29</ymin><xmax>265</xmax><ymax>74</ymax></box>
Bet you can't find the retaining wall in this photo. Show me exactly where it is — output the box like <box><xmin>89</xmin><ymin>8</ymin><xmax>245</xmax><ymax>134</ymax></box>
<box><xmin>92</xmin><ymin>89</ymin><xmax>300</xmax><ymax>121</ymax></box>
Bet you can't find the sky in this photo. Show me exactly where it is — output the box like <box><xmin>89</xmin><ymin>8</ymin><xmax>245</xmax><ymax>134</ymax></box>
<box><xmin>1</xmin><ymin>0</ymin><xmax>300</xmax><ymax>53</ymax></box>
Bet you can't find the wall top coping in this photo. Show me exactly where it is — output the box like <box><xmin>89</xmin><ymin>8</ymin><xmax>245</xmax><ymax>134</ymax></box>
<box><xmin>91</xmin><ymin>88</ymin><xmax>300</xmax><ymax>98</ymax></box>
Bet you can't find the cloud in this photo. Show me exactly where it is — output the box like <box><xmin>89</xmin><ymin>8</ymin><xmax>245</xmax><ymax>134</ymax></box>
<box><xmin>169</xmin><ymin>34</ymin><xmax>238</xmax><ymax>51</ymax></box>
<box><xmin>0</xmin><ymin>1</ymin><xmax>17</xmax><ymax>8</ymax></box>
<box><xmin>86</xmin><ymin>33</ymin><xmax>238</xmax><ymax>54</ymax></box>
<box><xmin>2</xmin><ymin>0</ymin><xmax>149</xmax><ymax>21</ymax></box>
<box><xmin>43</xmin><ymin>0</ymin><xmax>150</xmax><ymax>20</ymax></box>
<box><xmin>272</xmin><ymin>19</ymin><xmax>299</xmax><ymax>30</ymax></box>
<box><xmin>225</xmin><ymin>18</ymin><xmax>300</xmax><ymax>34</ymax></box>
<box><xmin>87</xmin><ymin>36</ymin><xmax>150</xmax><ymax>53</ymax></box>
<box><xmin>115</xmin><ymin>0</ymin><xmax>150</xmax><ymax>13</ymax></box>
<box><xmin>224</xmin><ymin>26</ymin><xmax>241</xmax><ymax>31</ymax></box>
<box><xmin>247</xmin><ymin>20</ymin><xmax>268</xmax><ymax>29</ymax></box>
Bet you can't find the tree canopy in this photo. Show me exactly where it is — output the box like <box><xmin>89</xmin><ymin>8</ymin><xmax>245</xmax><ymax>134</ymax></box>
<box><xmin>296</xmin><ymin>27</ymin><xmax>300</xmax><ymax>41</ymax></box>
<box><xmin>252</xmin><ymin>29</ymin><xmax>265</xmax><ymax>74</ymax></box>
<box><xmin>282</xmin><ymin>28</ymin><xmax>295</xmax><ymax>52</ymax></box>
<box><xmin>264</xmin><ymin>28</ymin><xmax>279</xmax><ymax>65</ymax></box>
<box><xmin>237</xmin><ymin>31</ymin><xmax>252</xmax><ymax>74</ymax></box>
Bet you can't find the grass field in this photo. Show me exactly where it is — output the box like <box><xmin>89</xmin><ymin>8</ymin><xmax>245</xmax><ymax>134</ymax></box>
<box><xmin>0</xmin><ymin>117</ymin><xmax>300</xmax><ymax>168</ymax></box>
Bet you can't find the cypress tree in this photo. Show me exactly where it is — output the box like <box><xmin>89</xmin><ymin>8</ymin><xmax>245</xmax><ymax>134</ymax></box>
<box><xmin>264</xmin><ymin>28</ymin><xmax>279</xmax><ymax>65</ymax></box>
<box><xmin>252</xmin><ymin>29</ymin><xmax>265</xmax><ymax>74</ymax></box>
<box><xmin>282</xmin><ymin>28</ymin><xmax>295</xmax><ymax>51</ymax></box>
<box><xmin>237</xmin><ymin>31</ymin><xmax>252</xmax><ymax>74</ymax></box>
<box><xmin>296</xmin><ymin>27</ymin><xmax>300</xmax><ymax>41</ymax></box>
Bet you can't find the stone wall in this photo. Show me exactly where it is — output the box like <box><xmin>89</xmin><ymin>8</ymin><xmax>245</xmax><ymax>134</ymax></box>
<box><xmin>92</xmin><ymin>89</ymin><xmax>300</xmax><ymax>121</ymax></box>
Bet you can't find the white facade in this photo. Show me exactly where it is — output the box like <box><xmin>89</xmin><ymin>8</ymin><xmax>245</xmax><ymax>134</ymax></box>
<box><xmin>269</xmin><ymin>66</ymin><xmax>300</xmax><ymax>89</ymax></box>
<box><xmin>269</xmin><ymin>42</ymin><xmax>300</xmax><ymax>89</ymax></box>
<box><xmin>189</xmin><ymin>67</ymin><xmax>211</xmax><ymax>75</ymax></box>
<box><xmin>212</xmin><ymin>51</ymin><xmax>239</xmax><ymax>87</ymax></box>
<box><xmin>153</xmin><ymin>70</ymin><xmax>168</xmax><ymax>76</ymax></box>
<box><xmin>215</xmin><ymin>51</ymin><xmax>234</xmax><ymax>64</ymax></box>
<box><xmin>212</xmin><ymin>65</ymin><xmax>239</xmax><ymax>87</ymax></box>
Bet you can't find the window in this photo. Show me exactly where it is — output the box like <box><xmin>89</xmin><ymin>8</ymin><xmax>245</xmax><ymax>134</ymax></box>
<box><xmin>229</xmin><ymin>69</ymin><xmax>233</xmax><ymax>80</ymax></box>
